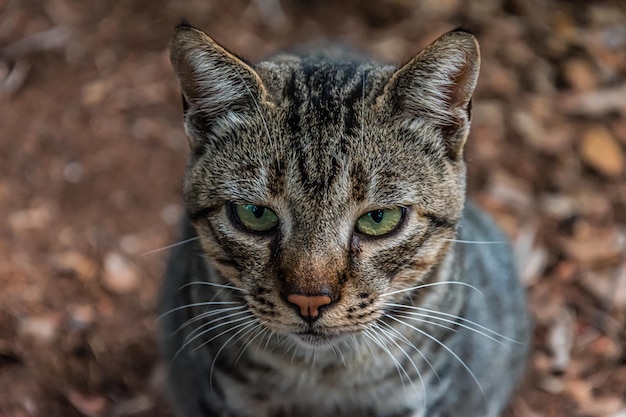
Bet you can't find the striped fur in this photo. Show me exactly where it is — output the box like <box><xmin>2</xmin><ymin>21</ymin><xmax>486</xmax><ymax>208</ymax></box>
<box><xmin>160</xmin><ymin>23</ymin><xmax>530</xmax><ymax>417</ymax></box>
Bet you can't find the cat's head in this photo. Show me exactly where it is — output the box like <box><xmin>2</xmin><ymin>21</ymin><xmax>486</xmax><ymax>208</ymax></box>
<box><xmin>170</xmin><ymin>24</ymin><xmax>480</xmax><ymax>347</ymax></box>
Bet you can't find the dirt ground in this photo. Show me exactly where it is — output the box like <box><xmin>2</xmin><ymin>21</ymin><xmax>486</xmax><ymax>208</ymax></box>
<box><xmin>1</xmin><ymin>0</ymin><xmax>625</xmax><ymax>416</ymax></box>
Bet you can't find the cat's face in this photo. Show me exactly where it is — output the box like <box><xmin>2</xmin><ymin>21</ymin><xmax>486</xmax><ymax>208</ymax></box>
<box><xmin>171</xmin><ymin>25</ymin><xmax>479</xmax><ymax>347</ymax></box>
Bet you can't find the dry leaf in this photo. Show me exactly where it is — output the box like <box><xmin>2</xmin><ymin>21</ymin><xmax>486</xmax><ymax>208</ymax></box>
<box><xmin>579</xmin><ymin>126</ymin><xmax>625</xmax><ymax>177</ymax></box>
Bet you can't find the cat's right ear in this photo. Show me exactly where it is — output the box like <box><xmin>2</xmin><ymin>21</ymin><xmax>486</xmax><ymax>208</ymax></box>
<box><xmin>170</xmin><ymin>24</ymin><xmax>268</xmax><ymax>151</ymax></box>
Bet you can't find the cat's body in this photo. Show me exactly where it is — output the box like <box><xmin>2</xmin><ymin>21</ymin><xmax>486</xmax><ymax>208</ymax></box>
<box><xmin>160</xmin><ymin>24</ymin><xmax>530</xmax><ymax>417</ymax></box>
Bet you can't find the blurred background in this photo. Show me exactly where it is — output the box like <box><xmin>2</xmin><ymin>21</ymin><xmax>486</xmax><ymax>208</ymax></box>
<box><xmin>1</xmin><ymin>0</ymin><xmax>625</xmax><ymax>416</ymax></box>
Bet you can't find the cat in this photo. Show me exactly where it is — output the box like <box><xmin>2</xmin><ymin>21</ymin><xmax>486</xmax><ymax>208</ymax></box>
<box><xmin>159</xmin><ymin>22</ymin><xmax>530</xmax><ymax>417</ymax></box>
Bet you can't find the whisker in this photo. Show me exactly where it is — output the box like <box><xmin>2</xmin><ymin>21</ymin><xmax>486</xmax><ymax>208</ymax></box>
<box><xmin>372</xmin><ymin>322</ymin><xmax>424</xmax><ymax>400</ymax></box>
<box><xmin>263</xmin><ymin>329</ymin><xmax>274</xmax><ymax>352</ymax></box>
<box><xmin>358</xmin><ymin>332</ymin><xmax>376</xmax><ymax>357</ymax></box>
<box><xmin>444</xmin><ymin>239</ymin><xmax>504</xmax><ymax>245</ymax></box>
<box><xmin>361</xmin><ymin>327</ymin><xmax>409</xmax><ymax>391</ymax></box>
<box><xmin>394</xmin><ymin>312</ymin><xmax>458</xmax><ymax>329</ymax></box>
<box><xmin>175</xmin><ymin>314</ymin><xmax>256</xmax><ymax>358</ymax></box>
<box><xmin>394</xmin><ymin>312</ymin><xmax>513</xmax><ymax>347</ymax></box>
<box><xmin>179</xmin><ymin>281</ymin><xmax>248</xmax><ymax>293</ymax></box>
<box><xmin>141</xmin><ymin>236</ymin><xmax>200</xmax><ymax>256</ymax></box>
<box><xmin>234</xmin><ymin>325</ymin><xmax>269</xmax><ymax>367</ymax></box>
<box><xmin>182</xmin><ymin>311</ymin><xmax>253</xmax><ymax>345</ymax></box>
<box><xmin>385</xmin><ymin>313</ymin><xmax>486</xmax><ymax>400</ymax></box>
<box><xmin>384</xmin><ymin>303</ymin><xmax>523</xmax><ymax>345</ymax></box>
<box><xmin>158</xmin><ymin>301</ymin><xmax>241</xmax><ymax>320</ymax></box>
<box><xmin>381</xmin><ymin>281</ymin><xmax>484</xmax><ymax>298</ymax></box>
<box><xmin>209</xmin><ymin>320</ymin><xmax>261</xmax><ymax>390</ymax></box>
<box><xmin>173</xmin><ymin>306</ymin><xmax>247</xmax><ymax>335</ymax></box>
<box><xmin>289</xmin><ymin>342</ymin><xmax>300</xmax><ymax>366</ymax></box>
<box><xmin>377</xmin><ymin>319</ymin><xmax>440</xmax><ymax>382</ymax></box>
<box><xmin>331</xmin><ymin>343</ymin><xmax>348</xmax><ymax>368</ymax></box>
<box><xmin>391</xmin><ymin>313</ymin><xmax>458</xmax><ymax>333</ymax></box>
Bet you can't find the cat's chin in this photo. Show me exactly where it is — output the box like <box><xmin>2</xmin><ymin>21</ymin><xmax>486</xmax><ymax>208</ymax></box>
<box><xmin>290</xmin><ymin>330</ymin><xmax>341</xmax><ymax>348</ymax></box>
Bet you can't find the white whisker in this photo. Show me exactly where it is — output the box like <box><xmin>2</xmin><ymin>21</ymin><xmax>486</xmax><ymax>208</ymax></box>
<box><xmin>378</xmin><ymin>320</ymin><xmax>440</xmax><ymax>382</ymax></box>
<box><xmin>444</xmin><ymin>239</ymin><xmax>504</xmax><ymax>245</ymax></box>
<box><xmin>331</xmin><ymin>343</ymin><xmax>348</xmax><ymax>368</ymax></box>
<box><xmin>180</xmin><ymin>281</ymin><xmax>248</xmax><ymax>293</ymax></box>
<box><xmin>391</xmin><ymin>314</ymin><xmax>458</xmax><ymax>333</ymax></box>
<box><xmin>381</xmin><ymin>281</ymin><xmax>484</xmax><ymax>298</ymax></box>
<box><xmin>385</xmin><ymin>313</ymin><xmax>486</xmax><ymax>400</ymax></box>
<box><xmin>394</xmin><ymin>312</ymin><xmax>513</xmax><ymax>347</ymax></box>
<box><xmin>175</xmin><ymin>313</ymin><xmax>256</xmax><ymax>358</ymax></box>
<box><xmin>361</xmin><ymin>327</ymin><xmax>409</xmax><ymax>391</ymax></box>
<box><xmin>372</xmin><ymin>322</ymin><xmax>424</xmax><ymax>400</ymax></box>
<box><xmin>385</xmin><ymin>303</ymin><xmax>523</xmax><ymax>345</ymax></box>
<box><xmin>182</xmin><ymin>310</ymin><xmax>253</xmax><ymax>344</ymax></box>
<box><xmin>208</xmin><ymin>320</ymin><xmax>260</xmax><ymax>391</ymax></box>
<box><xmin>158</xmin><ymin>301</ymin><xmax>241</xmax><ymax>320</ymax></box>
<box><xmin>141</xmin><ymin>236</ymin><xmax>200</xmax><ymax>256</ymax></box>
<box><xmin>234</xmin><ymin>325</ymin><xmax>269</xmax><ymax>367</ymax></box>
<box><xmin>209</xmin><ymin>319</ymin><xmax>261</xmax><ymax>389</ymax></box>
<box><xmin>173</xmin><ymin>306</ymin><xmax>247</xmax><ymax>335</ymax></box>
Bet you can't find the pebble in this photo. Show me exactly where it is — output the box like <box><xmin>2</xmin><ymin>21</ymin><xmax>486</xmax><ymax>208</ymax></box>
<box><xmin>513</xmin><ymin>224</ymin><xmax>549</xmax><ymax>286</ymax></box>
<box><xmin>562</xmin><ymin>58</ymin><xmax>598</xmax><ymax>91</ymax></box>
<box><xmin>102</xmin><ymin>252</ymin><xmax>140</xmax><ymax>295</ymax></box>
<box><xmin>548</xmin><ymin>307</ymin><xmax>575</xmax><ymax>373</ymax></box>
<box><xmin>484</xmin><ymin>170</ymin><xmax>533</xmax><ymax>212</ymax></box>
<box><xmin>119</xmin><ymin>234</ymin><xmax>143</xmax><ymax>255</ymax></box>
<box><xmin>18</xmin><ymin>315</ymin><xmax>60</xmax><ymax>343</ymax></box>
<box><xmin>8</xmin><ymin>204</ymin><xmax>54</xmax><ymax>231</ymax></box>
<box><xmin>63</xmin><ymin>161</ymin><xmax>84</xmax><ymax>183</ymax></box>
<box><xmin>66</xmin><ymin>390</ymin><xmax>107</xmax><ymax>417</ymax></box>
<box><xmin>562</xmin><ymin>228</ymin><xmax>625</xmax><ymax>266</ymax></box>
<box><xmin>67</xmin><ymin>304</ymin><xmax>96</xmax><ymax>331</ymax></box>
<box><xmin>579</xmin><ymin>126</ymin><xmax>625</xmax><ymax>177</ymax></box>
<box><xmin>562</xmin><ymin>84</ymin><xmax>626</xmax><ymax>117</ymax></box>
<box><xmin>580</xmin><ymin>262</ymin><xmax>626</xmax><ymax>309</ymax></box>
<box><xmin>81</xmin><ymin>79</ymin><xmax>113</xmax><ymax>106</ymax></box>
<box><xmin>160</xmin><ymin>203</ymin><xmax>184</xmax><ymax>226</ymax></box>
<box><xmin>541</xmin><ymin>189</ymin><xmax>611</xmax><ymax>220</ymax></box>
<box><xmin>53</xmin><ymin>251</ymin><xmax>97</xmax><ymax>281</ymax></box>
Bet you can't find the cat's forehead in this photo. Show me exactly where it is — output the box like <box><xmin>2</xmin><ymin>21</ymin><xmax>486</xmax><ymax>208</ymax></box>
<box><xmin>257</xmin><ymin>57</ymin><xmax>393</xmax><ymax>112</ymax></box>
<box><xmin>196</xmin><ymin>61</ymin><xmax>446</xmax><ymax>204</ymax></box>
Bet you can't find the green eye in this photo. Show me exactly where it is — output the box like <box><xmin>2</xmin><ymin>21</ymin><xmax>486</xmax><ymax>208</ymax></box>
<box><xmin>355</xmin><ymin>207</ymin><xmax>404</xmax><ymax>237</ymax></box>
<box><xmin>232</xmin><ymin>203</ymin><xmax>279</xmax><ymax>233</ymax></box>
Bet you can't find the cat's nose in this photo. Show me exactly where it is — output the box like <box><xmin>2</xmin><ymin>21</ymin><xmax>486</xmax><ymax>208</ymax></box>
<box><xmin>286</xmin><ymin>293</ymin><xmax>332</xmax><ymax>322</ymax></box>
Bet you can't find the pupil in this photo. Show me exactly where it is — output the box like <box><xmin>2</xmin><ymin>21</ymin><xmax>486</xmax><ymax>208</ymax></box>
<box><xmin>370</xmin><ymin>210</ymin><xmax>384</xmax><ymax>223</ymax></box>
<box><xmin>252</xmin><ymin>205</ymin><xmax>265</xmax><ymax>219</ymax></box>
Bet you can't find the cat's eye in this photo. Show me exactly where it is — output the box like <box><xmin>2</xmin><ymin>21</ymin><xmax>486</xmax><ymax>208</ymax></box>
<box><xmin>355</xmin><ymin>207</ymin><xmax>405</xmax><ymax>237</ymax></box>
<box><xmin>232</xmin><ymin>203</ymin><xmax>279</xmax><ymax>233</ymax></box>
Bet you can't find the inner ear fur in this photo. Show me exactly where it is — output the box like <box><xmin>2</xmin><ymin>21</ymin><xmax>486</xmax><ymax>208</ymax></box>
<box><xmin>381</xmin><ymin>30</ymin><xmax>481</xmax><ymax>158</ymax></box>
<box><xmin>169</xmin><ymin>24</ymin><xmax>270</xmax><ymax>150</ymax></box>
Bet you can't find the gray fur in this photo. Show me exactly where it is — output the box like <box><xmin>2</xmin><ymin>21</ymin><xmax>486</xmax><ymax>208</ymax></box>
<box><xmin>160</xmin><ymin>24</ymin><xmax>530</xmax><ymax>417</ymax></box>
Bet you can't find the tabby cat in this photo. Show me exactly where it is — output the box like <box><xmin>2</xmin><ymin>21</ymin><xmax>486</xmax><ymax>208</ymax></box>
<box><xmin>159</xmin><ymin>23</ymin><xmax>530</xmax><ymax>417</ymax></box>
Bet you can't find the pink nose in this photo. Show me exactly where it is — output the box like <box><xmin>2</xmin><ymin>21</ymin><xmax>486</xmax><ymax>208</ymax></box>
<box><xmin>287</xmin><ymin>294</ymin><xmax>332</xmax><ymax>320</ymax></box>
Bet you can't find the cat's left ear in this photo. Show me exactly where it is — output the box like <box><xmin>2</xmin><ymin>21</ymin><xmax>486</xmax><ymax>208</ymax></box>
<box><xmin>170</xmin><ymin>23</ymin><xmax>269</xmax><ymax>150</ymax></box>
<box><xmin>381</xmin><ymin>30</ymin><xmax>480</xmax><ymax>159</ymax></box>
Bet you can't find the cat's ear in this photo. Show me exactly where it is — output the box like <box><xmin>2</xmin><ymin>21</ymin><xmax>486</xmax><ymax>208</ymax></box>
<box><xmin>170</xmin><ymin>23</ymin><xmax>268</xmax><ymax>150</ymax></box>
<box><xmin>382</xmin><ymin>30</ymin><xmax>480</xmax><ymax>159</ymax></box>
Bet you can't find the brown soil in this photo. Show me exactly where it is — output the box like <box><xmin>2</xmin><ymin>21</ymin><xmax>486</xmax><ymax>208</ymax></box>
<box><xmin>1</xmin><ymin>1</ymin><xmax>625</xmax><ymax>416</ymax></box>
